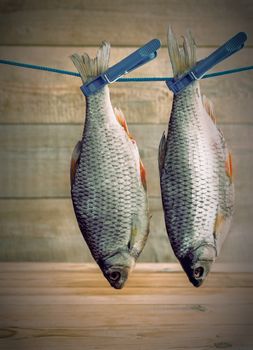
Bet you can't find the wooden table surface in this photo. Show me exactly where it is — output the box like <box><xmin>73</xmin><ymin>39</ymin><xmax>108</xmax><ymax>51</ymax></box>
<box><xmin>0</xmin><ymin>263</ymin><xmax>252</xmax><ymax>350</ymax></box>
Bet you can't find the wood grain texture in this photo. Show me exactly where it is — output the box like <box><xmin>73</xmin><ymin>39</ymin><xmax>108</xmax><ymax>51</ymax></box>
<box><xmin>1</xmin><ymin>262</ymin><xmax>253</xmax><ymax>273</ymax></box>
<box><xmin>0</xmin><ymin>0</ymin><xmax>252</xmax><ymax>46</ymax></box>
<box><xmin>0</xmin><ymin>198</ymin><xmax>173</xmax><ymax>263</ymax></box>
<box><xmin>0</xmin><ymin>197</ymin><xmax>252</xmax><ymax>264</ymax></box>
<box><xmin>0</xmin><ymin>327</ymin><xmax>252</xmax><ymax>350</ymax></box>
<box><xmin>0</xmin><ymin>123</ymin><xmax>252</xmax><ymax>262</ymax></box>
<box><xmin>0</xmin><ymin>263</ymin><xmax>252</xmax><ymax>350</ymax></box>
<box><xmin>0</xmin><ymin>124</ymin><xmax>252</xmax><ymax>198</ymax></box>
<box><xmin>0</xmin><ymin>46</ymin><xmax>252</xmax><ymax>124</ymax></box>
<box><xmin>0</xmin><ymin>263</ymin><xmax>253</xmax><ymax>288</ymax></box>
<box><xmin>0</xmin><ymin>1</ymin><xmax>252</xmax><ymax>266</ymax></box>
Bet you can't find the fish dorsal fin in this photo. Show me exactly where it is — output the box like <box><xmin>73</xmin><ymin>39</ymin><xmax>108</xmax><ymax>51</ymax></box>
<box><xmin>167</xmin><ymin>26</ymin><xmax>196</xmax><ymax>77</ymax></box>
<box><xmin>71</xmin><ymin>42</ymin><xmax>110</xmax><ymax>84</ymax></box>
<box><xmin>202</xmin><ymin>95</ymin><xmax>216</xmax><ymax>123</ymax></box>
<box><xmin>70</xmin><ymin>141</ymin><xmax>82</xmax><ymax>187</ymax></box>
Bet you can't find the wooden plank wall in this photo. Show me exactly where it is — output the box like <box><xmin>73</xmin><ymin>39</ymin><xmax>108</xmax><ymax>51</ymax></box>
<box><xmin>0</xmin><ymin>0</ymin><xmax>252</xmax><ymax>263</ymax></box>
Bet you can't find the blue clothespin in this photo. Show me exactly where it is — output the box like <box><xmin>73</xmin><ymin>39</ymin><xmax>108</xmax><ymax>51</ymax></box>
<box><xmin>80</xmin><ymin>39</ymin><xmax>161</xmax><ymax>96</ymax></box>
<box><xmin>166</xmin><ymin>32</ymin><xmax>248</xmax><ymax>94</ymax></box>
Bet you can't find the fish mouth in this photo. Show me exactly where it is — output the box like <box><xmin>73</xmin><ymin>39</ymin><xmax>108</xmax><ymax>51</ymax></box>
<box><xmin>99</xmin><ymin>249</ymin><xmax>135</xmax><ymax>289</ymax></box>
<box><xmin>188</xmin><ymin>261</ymin><xmax>213</xmax><ymax>287</ymax></box>
<box><xmin>105</xmin><ymin>266</ymin><xmax>129</xmax><ymax>289</ymax></box>
<box><xmin>191</xmin><ymin>279</ymin><xmax>203</xmax><ymax>287</ymax></box>
<box><xmin>180</xmin><ymin>244</ymin><xmax>216</xmax><ymax>288</ymax></box>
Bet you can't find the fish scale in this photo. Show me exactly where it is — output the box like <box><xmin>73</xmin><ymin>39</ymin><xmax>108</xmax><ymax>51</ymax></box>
<box><xmin>73</xmin><ymin>118</ymin><xmax>139</xmax><ymax>257</ymax></box>
<box><xmin>70</xmin><ymin>44</ymin><xmax>149</xmax><ymax>289</ymax></box>
<box><xmin>159</xmin><ymin>28</ymin><xmax>234</xmax><ymax>287</ymax></box>
<box><xmin>162</xmin><ymin>85</ymin><xmax>219</xmax><ymax>258</ymax></box>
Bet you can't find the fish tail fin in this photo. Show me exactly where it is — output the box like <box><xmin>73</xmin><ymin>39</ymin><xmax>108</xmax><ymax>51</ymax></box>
<box><xmin>70</xmin><ymin>41</ymin><xmax>110</xmax><ymax>84</ymax></box>
<box><xmin>167</xmin><ymin>26</ymin><xmax>196</xmax><ymax>77</ymax></box>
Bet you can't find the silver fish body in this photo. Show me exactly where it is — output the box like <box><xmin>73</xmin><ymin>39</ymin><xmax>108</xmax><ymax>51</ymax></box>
<box><xmin>159</xmin><ymin>29</ymin><xmax>234</xmax><ymax>287</ymax></box>
<box><xmin>70</xmin><ymin>44</ymin><xmax>149</xmax><ymax>289</ymax></box>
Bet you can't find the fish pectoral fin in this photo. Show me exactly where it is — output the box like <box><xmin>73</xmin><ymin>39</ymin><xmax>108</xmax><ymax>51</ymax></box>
<box><xmin>213</xmin><ymin>211</ymin><xmax>225</xmax><ymax>240</ymax></box>
<box><xmin>70</xmin><ymin>141</ymin><xmax>82</xmax><ymax>187</ymax></box>
<box><xmin>158</xmin><ymin>131</ymin><xmax>167</xmax><ymax>174</ymax></box>
<box><xmin>128</xmin><ymin>212</ymin><xmax>150</xmax><ymax>258</ymax></box>
<box><xmin>225</xmin><ymin>151</ymin><xmax>233</xmax><ymax>182</ymax></box>
<box><xmin>213</xmin><ymin>209</ymin><xmax>233</xmax><ymax>255</ymax></box>
<box><xmin>202</xmin><ymin>95</ymin><xmax>216</xmax><ymax>124</ymax></box>
<box><xmin>128</xmin><ymin>219</ymin><xmax>138</xmax><ymax>251</ymax></box>
<box><xmin>216</xmin><ymin>128</ymin><xmax>233</xmax><ymax>183</ymax></box>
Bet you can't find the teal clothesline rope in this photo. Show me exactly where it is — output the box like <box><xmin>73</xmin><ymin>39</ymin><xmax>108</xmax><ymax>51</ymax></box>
<box><xmin>0</xmin><ymin>59</ymin><xmax>252</xmax><ymax>82</ymax></box>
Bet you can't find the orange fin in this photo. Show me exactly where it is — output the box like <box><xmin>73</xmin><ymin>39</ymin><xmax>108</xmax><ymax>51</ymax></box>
<box><xmin>225</xmin><ymin>151</ymin><xmax>233</xmax><ymax>181</ymax></box>
<box><xmin>114</xmin><ymin>107</ymin><xmax>132</xmax><ymax>138</ymax></box>
<box><xmin>139</xmin><ymin>159</ymin><xmax>147</xmax><ymax>191</ymax></box>
<box><xmin>213</xmin><ymin>212</ymin><xmax>224</xmax><ymax>239</ymax></box>
<box><xmin>202</xmin><ymin>95</ymin><xmax>216</xmax><ymax>124</ymax></box>
<box><xmin>70</xmin><ymin>141</ymin><xmax>82</xmax><ymax>187</ymax></box>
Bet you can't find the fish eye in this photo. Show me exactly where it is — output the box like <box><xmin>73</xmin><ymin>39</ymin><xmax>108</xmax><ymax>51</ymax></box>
<box><xmin>110</xmin><ymin>271</ymin><xmax>121</xmax><ymax>281</ymax></box>
<box><xmin>194</xmin><ymin>266</ymin><xmax>204</xmax><ymax>279</ymax></box>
